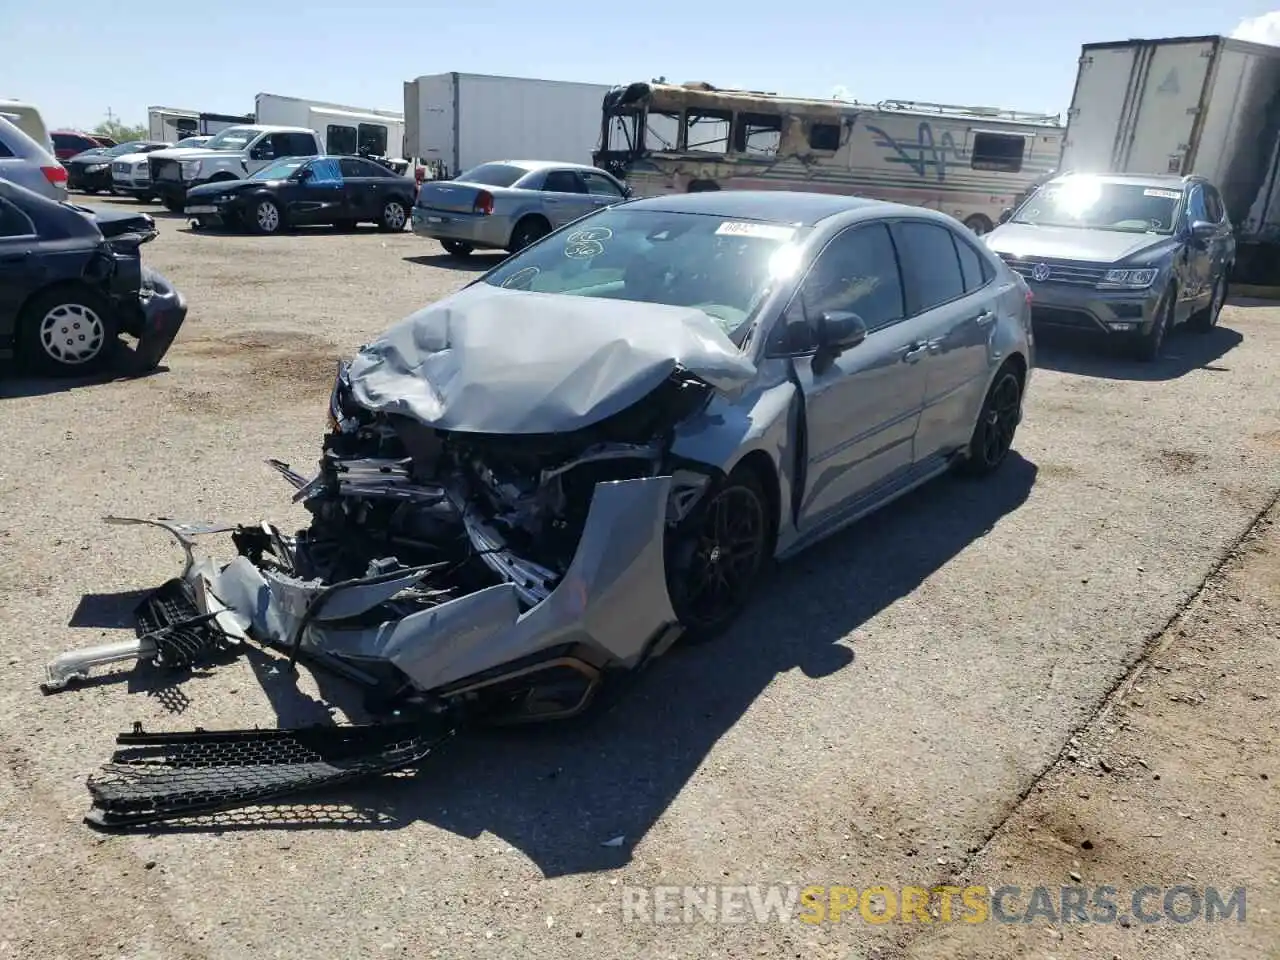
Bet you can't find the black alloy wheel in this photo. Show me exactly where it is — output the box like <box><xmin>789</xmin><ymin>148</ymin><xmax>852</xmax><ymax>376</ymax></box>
<box><xmin>960</xmin><ymin>368</ymin><xmax>1022</xmax><ymax>476</ymax></box>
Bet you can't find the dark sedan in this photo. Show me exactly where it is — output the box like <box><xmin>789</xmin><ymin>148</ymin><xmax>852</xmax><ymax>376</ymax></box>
<box><xmin>65</xmin><ymin>141</ymin><xmax>170</xmax><ymax>194</ymax></box>
<box><xmin>183</xmin><ymin>155</ymin><xmax>417</xmax><ymax>234</ymax></box>
<box><xmin>0</xmin><ymin>179</ymin><xmax>188</xmax><ymax>376</ymax></box>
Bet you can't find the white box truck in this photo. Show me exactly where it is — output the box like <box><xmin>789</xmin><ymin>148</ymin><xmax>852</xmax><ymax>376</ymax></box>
<box><xmin>403</xmin><ymin>72</ymin><xmax>610</xmax><ymax>179</ymax></box>
<box><xmin>1059</xmin><ymin>34</ymin><xmax>1280</xmax><ymax>280</ymax></box>
<box><xmin>253</xmin><ymin>92</ymin><xmax>406</xmax><ymax>168</ymax></box>
<box><xmin>148</xmin><ymin>107</ymin><xmax>254</xmax><ymax>142</ymax></box>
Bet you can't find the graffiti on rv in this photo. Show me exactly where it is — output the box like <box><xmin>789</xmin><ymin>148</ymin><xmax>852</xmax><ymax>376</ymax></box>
<box><xmin>865</xmin><ymin>121</ymin><xmax>966</xmax><ymax>182</ymax></box>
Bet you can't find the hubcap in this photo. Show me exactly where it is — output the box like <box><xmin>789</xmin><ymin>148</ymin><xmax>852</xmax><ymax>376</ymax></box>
<box><xmin>39</xmin><ymin>303</ymin><xmax>105</xmax><ymax>365</ymax></box>
<box><xmin>981</xmin><ymin>374</ymin><xmax>1020</xmax><ymax>466</ymax></box>
<box><xmin>257</xmin><ymin>202</ymin><xmax>279</xmax><ymax>232</ymax></box>
<box><xmin>385</xmin><ymin>202</ymin><xmax>405</xmax><ymax>228</ymax></box>
<box><xmin>680</xmin><ymin>485</ymin><xmax>766</xmax><ymax>627</ymax></box>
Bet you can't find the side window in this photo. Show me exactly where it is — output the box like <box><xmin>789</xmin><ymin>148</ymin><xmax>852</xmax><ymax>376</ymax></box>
<box><xmin>580</xmin><ymin>172</ymin><xmax>624</xmax><ymax>197</ymax></box>
<box><xmin>952</xmin><ymin>232</ymin><xmax>993</xmax><ymax>292</ymax></box>
<box><xmin>808</xmin><ymin>122</ymin><xmax>840</xmax><ymax>152</ymax></box>
<box><xmin>1186</xmin><ymin>186</ymin><xmax>1208</xmax><ymax>223</ymax></box>
<box><xmin>337</xmin><ymin>158</ymin><xmax>367</xmax><ymax>178</ymax></box>
<box><xmin>327</xmin><ymin>124</ymin><xmax>358</xmax><ymax>155</ymax></box>
<box><xmin>970</xmin><ymin>132</ymin><xmax>1026</xmax><ymax>173</ymax></box>
<box><xmin>542</xmin><ymin>169</ymin><xmax>585</xmax><ymax>193</ymax></box>
<box><xmin>0</xmin><ymin>136</ymin><xmax>12</xmax><ymax>158</ymax></box>
<box><xmin>892</xmin><ymin>221</ymin><xmax>966</xmax><ymax>312</ymax></box>
<box><xmin>1204</xmin><ymin>185</ymin><xmax>1225</xmax><ymax>223</ymax></box>
<box><xmin>733</xmin><ymin>113</ymin><xmax>782</xmax><ymax>156</ymax></box>
<box><xmin>685</xmin><ymin>109</ymin><xmax>731</xmax><ymax>154</ymax></box>
<box><xmin>644</xmin><ymin>111</ymin><xmax>680</xmax><ymax>151</ymax></box>
<box><xmin>800</xmin><ymin>222</ymin><xmax>906</xmax><ymax>332</ymax></box>
<box><xmin>357</xmin><ymin>123</ymin><xmax>388</xmax><ymax>156</ymax></box>
<box><xmin>0</xmin><ymin>198</ymin><xmax>35</xmax><ymax>238</ymax></box>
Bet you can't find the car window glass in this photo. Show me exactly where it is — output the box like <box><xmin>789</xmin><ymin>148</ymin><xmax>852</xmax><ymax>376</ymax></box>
<box><xmin>1186</xmin><ymin>186</ymin><xmax>1208</xmax><ymax>222</ymax></box>
<box><xmin>893</xmin><ymin>221</ymin><xmax>966</xmax><ymax>312</ymax></box>
<box><xmin>953</xmin><ymin>232</ymin><xmax>991</xmax><ymax>292</ymax></box>
<box><xmin>338</xmin><ymin>158</ymin><xmax>367</xmax><ymax>178</ymax></box>
<box><xmin>1205</xmin><ymin>186</ymin><xmax>1225</xmax><ymax>223</ymax></box>
<box><xmin>543</xmin><ymin>170</ymin><xmax>586</xmax><ymax>193</ymax></box>
<box><xmin>0</xmin><ymin>198</ymin><xmax>35</xmax><ymax>237</ymax></box>
<box><xmin>581</xmin><ymin>172</ymin><xmax>623</xmax><ymax>197</ymax></box>
<box><xmin>0</xmin><ymin>137</ymin><xmax>12</xmax><ymax>159</ymax></box>
<box><xmin>800</xmin><ymin>222</ymin><xmax>905</xmax><ymax>332</ymax></box>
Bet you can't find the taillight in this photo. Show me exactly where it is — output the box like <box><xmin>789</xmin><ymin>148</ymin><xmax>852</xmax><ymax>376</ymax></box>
<box><xmin>42</xmin><ymin>165</ymin><xmax>68</xmax><ymax>186</ymax></box>
<box><xmin>473</xmin><ymin>190</ymin><xmax>494</xmax><ymax>216</ymax></box>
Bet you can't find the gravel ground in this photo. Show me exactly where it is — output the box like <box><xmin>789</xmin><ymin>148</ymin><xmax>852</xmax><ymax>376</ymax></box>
<box><xmin>1</xmin><ymin>199</ymin><xmax>1278</xmax><ymax>959</ymax></box>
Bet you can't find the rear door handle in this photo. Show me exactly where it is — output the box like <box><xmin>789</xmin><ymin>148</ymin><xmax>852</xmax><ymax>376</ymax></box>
<box><xmin>975</xmin><ymin>310</ymin><xmax>997</xmax><ymax>327</ymax></box>
<box><xmin>902</xmin><ymin>343</ymin><xmax>928</xmax><ymax>363</ymax></box>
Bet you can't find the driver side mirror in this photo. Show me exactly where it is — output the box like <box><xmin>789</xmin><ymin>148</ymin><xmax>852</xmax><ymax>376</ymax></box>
<box><xmin>251</xmin><ymin>143</ymin><xmax>274</xmax><ymax>161</ymax></box>
<box><xmin>621</xmin><ymin>183</ymin><xmax>633</xmax><ymax>198</ymax></box>
<box><xmin>816</xmin><ymin>310</ymin><xmax>868</xmax><ymax>353</ymax></box>
<box><xmin>998</xmin><ymin>207</ymin><xmax>1013</xmax><ymax>225</ymax></box>
<box><xmin>294</xmin><ymin>166</ymin><xmax>313</xmax><ymax>182</ymax></box>
<box><xmin>1190</xmin><ymin>219</ymin><xmax>1216</xmax><ymax>241</ymax></box>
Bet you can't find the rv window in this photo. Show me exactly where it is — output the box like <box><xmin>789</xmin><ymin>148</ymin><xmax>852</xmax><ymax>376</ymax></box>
<box><xmin>644</xmin><ymin>111</ymin><xmax>680</xmax><ymax>152</ymax></box>
<box><xmin>808</xmin><ymin>123</ymin><xmax>840</xmax><ymax>152</ymax></box>
<box><xmin>327</xmin><ymin>124</ymin><xmax>358</xmax><ymax>155</ymax></box>
<box><xmin>358</xmin><ymin>123</ymin><xmax>388</xmax><ymax>157</ymax></box>
<box><xmin>970</xmin><ymin>132</ymin><xmax>1025</xmax><ymax>173</ymax></box>
<box><xmin>685</xmin><ymin>110</ymin><xmax>731</xmax><ymax>154</ymax></box>
<box><xmin>734</xmin><ymin>113</ymin><xmax>782</xmax><ymax>156</ymax></box>
<box><xmin>605</xmin><ymin>112</ymin><xmax>638</xmax><ymax>152</ymax></box>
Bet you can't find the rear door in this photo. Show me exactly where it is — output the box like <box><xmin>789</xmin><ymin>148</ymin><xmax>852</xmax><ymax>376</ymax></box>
<box><xmin>338</xmin><ymin>157</ymin><xmax>378</xmax><ymax>219</ymax></box>
<box><xmin>890</xmin><ymin>219</ymin><xmax>999</xmax><ymax>460</ymax></box>
<box><xmin>0</xmin><ymin>196</ymin><xmax>39</xmax><ymax>348</ymax></box>
<box><xmin>538</xmin><ymin>169</ymin><xmax>595</xmax><ymax>226</ymax></box>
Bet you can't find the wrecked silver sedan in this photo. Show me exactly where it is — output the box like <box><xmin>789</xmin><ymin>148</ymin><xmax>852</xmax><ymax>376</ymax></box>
<box><xmin>50</xmin><ymin>191</ymin><xmax>1034</xmax><ymax>826</ymax></box>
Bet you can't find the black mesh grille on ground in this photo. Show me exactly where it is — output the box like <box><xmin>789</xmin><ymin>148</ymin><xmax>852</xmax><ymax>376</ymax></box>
<box><xmin>86</xmin><ymin>722</ymin><xmax>451</xmax><ymax>829</ymax></box>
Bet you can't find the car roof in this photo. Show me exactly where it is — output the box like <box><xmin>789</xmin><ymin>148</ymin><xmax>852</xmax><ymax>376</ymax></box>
<box><xmin>623</xmin><ymin>190</ymin><xmax>917</xmax><ymax>226</ymax></box>
<box><xmin>480</xmin><ymin>160</ymin><xmax>607</xmax><ymax>173</ymax></box>
<box><xmin>1049</xmin><ymin>171</ymin><xmax>1193</xmax><ymax>189</ymax></box>
<box><xmin>217</xmin><ymin>124</ymin><xmax>313</xmax><ymax>134</ymax></box>
<box><xmin>0</xmin><ymin>114</ymin><xmax>56</xmax><ymax>162</ymax></box>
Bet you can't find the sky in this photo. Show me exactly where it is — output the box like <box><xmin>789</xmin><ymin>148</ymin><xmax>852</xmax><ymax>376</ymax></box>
<box><xmin>4</xmin><ymin>1</ymin><xmax>1280</xmax><ymax>132</ymax></box>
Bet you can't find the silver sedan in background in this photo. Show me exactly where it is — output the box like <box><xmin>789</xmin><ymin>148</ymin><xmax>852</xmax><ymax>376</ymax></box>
<box><xmin>411</xmin><ymin>159</ymin><xmax>631</xmax><ymax>257</ymax></box>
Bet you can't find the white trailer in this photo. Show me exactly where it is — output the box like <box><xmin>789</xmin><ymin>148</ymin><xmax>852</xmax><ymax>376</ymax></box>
<box><xmin>1059</xmin><ymin>34</ymin><xmax>1280</xmax><ymax>268</ymax></box>
<box><xmin>403</xmin><ymin>72</ymin><xmax>610</xmax><ymax>178</ymax></box>
<box><xmin>147</xmin><ymin>107</ymin><xmax>253</xmax><ymax>142</ymax></box>
<box><xmin>253</xmin><ymin>92</ymin><xmax>406</xmax><ymax>163</ymax></box>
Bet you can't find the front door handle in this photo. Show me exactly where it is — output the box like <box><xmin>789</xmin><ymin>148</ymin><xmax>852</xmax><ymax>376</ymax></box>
<box><xmin>902</xmin><ymin>343</ymin><xmax>928</xmax><ymax>363</ymax></box>
<box><xmin>975</xmin><ymin>310</ymin><xmax>996</xmax><ymax>327</ymax></box>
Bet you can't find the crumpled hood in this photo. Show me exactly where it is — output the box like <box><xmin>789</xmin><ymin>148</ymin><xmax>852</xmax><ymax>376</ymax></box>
<box><xmin>985</xmin><ymin>222</ymin><xmax>1169</xmax><ymax>263</ymax></box>
<box><xmin>346</xmin><ymin>283</ymin><xmax>758</xmax><ymax>434</ymax></box>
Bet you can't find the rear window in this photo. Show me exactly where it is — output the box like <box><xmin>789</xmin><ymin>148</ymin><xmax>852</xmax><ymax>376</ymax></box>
<box><xmin>455</xmin><ymin>163</ymin><xmax>527</xmax><ymax>187</ymax></box>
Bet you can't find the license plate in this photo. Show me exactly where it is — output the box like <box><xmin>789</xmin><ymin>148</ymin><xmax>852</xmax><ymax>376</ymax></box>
<box><xmin>185</xmin><ymin>205</ymin><xmax>217</xmax><ymax>214</ymax></box>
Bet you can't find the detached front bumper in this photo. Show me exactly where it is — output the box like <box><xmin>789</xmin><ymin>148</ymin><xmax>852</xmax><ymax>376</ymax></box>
<box><xmin>44</xmin><ymin>473</ymin><xmax>682</xmax><ymax>707</ymax></box>
<box><xmin>1028</xmin><ymin>282</ymin><xmax>1163</xmax><ymax>336</ymax></box>
<box><xmin>113</xmin><ymin>267</ymin><xmax>188</xmax><ymax>371</ymax></box>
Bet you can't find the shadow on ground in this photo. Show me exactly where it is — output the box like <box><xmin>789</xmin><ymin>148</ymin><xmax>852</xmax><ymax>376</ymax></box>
<box><xmin>71</xmin><ymin>454</ymin><xmax>1038</xmax><ymax>869</ymax></box>
<box><xmin>0</xmin><ymin>361</ymin><xmax>169</xmax><ymax>400</ymax></box>
<box><xmin>1034</xmin><ymin>324</ymin><xmax>1242</xmax><ymax>381</ymax></box>
<box><xmin>403</xmin><ymin>253</ymin><xmax>503</xmax><ymax>273</ymax></box>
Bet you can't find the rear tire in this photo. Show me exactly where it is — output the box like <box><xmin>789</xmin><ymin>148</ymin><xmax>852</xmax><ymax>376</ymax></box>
<box><xmin>958</xmin><ymin>363</ymin><xmax>1023</xmax><ymax>477</ymax></box>
<box><xmin>964</xmin><ymin>213</ymin><xmax>994</xmax><ymax>236</ymax></box>
<box><xmin>1189</xmin><ymin>275</ymin><xmax>1227</xmax><ymax>332</ymax></box>
<box><xmin>162</xmin><ymin>198</ymin><xmax>183</xmax><ymax>213</ymax></box>
<box><xmin>507</xmin><ymin>217</ymin><xmax>550</xmax><ymax>253</ymax></box>
<box><xmin>378</xmin><ymin>198</ymin><xmax>408</xmax><ymax>232</ymax></box>
<box><xmin>441</xmin><ymin>239</ymin><xmax>473</xmax><ymax>257</ymax></box>
<box><xmin>19</xmin><ymin>286</ymin><xmax>119</xmax><ymax>377</ymax></box>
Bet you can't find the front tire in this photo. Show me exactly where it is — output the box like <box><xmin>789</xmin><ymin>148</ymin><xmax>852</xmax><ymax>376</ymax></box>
<box><xmin>667</xmin><ymin>466</ymin><xmax>773</xmax><ymax>644</ymax></box>
<box><xmin>249</xmin><ymin>198</ymin><xmax>283</xmax><ymax>235</ymax></box>
<box><xmin>1131</xmin><ymin>284</ymin><xmax>1174</xmax><ymax>361</ymax></box>
<box><xmin>19</xmin><ymin>286</ymin><xmax>119</xmax><ymax>377</ymax></box>
<box><xmin>378</xmin><ymin>199</ymin><xmax>408</xmax><ymax>232</ymax></box>
<box><xmin>959</xmin><ymin>364</ymin><xmax>1023</xmax><ymax>476</ymax></box>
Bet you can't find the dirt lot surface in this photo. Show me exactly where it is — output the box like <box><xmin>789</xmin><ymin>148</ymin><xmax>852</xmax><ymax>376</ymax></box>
<box><xmin>1</xmin><ymin>200</ymin><xmax>1278</xmax><ymax>960</ymax></box>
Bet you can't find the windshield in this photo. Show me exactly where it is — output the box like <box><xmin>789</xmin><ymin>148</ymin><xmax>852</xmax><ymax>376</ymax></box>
<box><xmin>102</xmin><ymin>141</ymin><xmax>148</xmax><ymax>158</ymax></box>
<box><xmin>252</xmin><ymin>159</ymin><xmax>307</xmax><ymax>180</ymax></box>
<box><xmin>455</xmin><ymin>162</ymin><xmax>528</xmax><ymax>187</ymax></box>
<box><xmin>203</xmin><ymin>127</ymin><xmax>257</xmax><ymax>151</ymax></box>
<box><xmin>1013</xmin><ymin>177</ymin><xmax>1184</xmax><ymax>234</ymax></box>
<box><xmin>482</xmin><ymin>208</ymin><xmax>810</xmax><ymax>339</ymax></box>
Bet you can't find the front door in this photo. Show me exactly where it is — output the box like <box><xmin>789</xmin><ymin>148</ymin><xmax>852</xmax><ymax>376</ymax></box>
<box><xmin>1180</xmin><ymin>183</ymin><xmax>1214</xmax><ymax>312</ymax></box>
<box><xmin>538</xmin><ymin>169</ymin><xmax>596</xmax><ymax>227</ymax></box>
<box><xmin>782</xmin><ymin>221</ymin><xmax>932</xmax><ymax>531</ymax></box>
<box><xmin>890</xmin><ymin>218</ymin><xmax>999</xmax><ymax>460</ymax></box>
<box><xmin>291</xmin><ymin>158</ymin><xmax>346</xmax><ymax>225</ymax></box>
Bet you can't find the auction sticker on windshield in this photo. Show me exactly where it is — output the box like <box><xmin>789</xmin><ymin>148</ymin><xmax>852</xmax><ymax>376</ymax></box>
<box><xmin>716</xmin><ymin>221</ymin><xmax>797</xmax><ymax>241</ymax></box>
<box><xmin>1144</xmin><ymin>189</ymin><xmax>1181</xmax><ymax>200</ymax></box>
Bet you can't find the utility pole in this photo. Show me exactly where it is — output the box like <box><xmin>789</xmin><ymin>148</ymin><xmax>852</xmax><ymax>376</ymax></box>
<box><xmin>105</xmin><ymin>107</ymin><xmax>116</xmax><ymax>126</ymax></box>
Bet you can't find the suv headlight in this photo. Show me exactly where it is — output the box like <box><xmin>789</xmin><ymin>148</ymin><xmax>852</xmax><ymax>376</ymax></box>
<box><xmin>180</xmin><ymin>159</ymin><xmax>203</xmax><ymax>179</ymax></box>
<box><xmin>1100</xmin><ymin>268</ymin><xmax>1158</xmax><ymax>289</ymax></box>
<box><xmin>85</xmin><ymin>162</ymin><xmax>108</xmax><ymax>173</ymax></box>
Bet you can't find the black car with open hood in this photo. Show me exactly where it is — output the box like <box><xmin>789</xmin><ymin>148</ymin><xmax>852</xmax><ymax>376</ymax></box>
<box><xmin>0</xmin><ymin>179</ymin><xmax>187</xmax><ymax>376</ymax></box>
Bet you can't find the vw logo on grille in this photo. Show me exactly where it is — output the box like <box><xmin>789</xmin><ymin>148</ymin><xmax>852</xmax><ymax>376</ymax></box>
<box><xmin>1031</xmin><ymin>263</ymin><xmax>1052</xmax><ymax>282</ymax></box>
